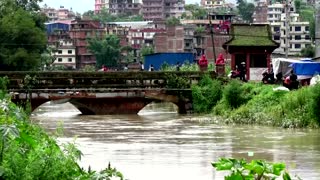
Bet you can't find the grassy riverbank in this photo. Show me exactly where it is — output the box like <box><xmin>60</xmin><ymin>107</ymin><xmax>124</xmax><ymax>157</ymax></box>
<box><xmin>192</xmin><ymin>75</ymin><xmax>320</xmax><ymax>128</ymax></box>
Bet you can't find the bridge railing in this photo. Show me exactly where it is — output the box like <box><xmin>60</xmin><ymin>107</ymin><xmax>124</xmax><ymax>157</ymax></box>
<box><xmin>0</xmin><ymin>71</ymin><xmax>216</xmax><ymax>92</ymax></box>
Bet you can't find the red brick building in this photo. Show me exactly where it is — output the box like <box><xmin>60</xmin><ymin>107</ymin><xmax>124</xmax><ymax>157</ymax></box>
<box><xmin>69</xmin><ymin>20</ymin><xmax>105</xmax><ymax>68</ymax></box>
<box><xmin>154</xmin><ymin>25</ymin><xmax>230</xmax><ymax>63</ymax></box>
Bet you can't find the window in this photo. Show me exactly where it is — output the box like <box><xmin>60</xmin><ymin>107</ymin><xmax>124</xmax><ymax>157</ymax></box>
<box><xmin>295</xmin><ymin>44</ymin><xmax>301</xmax><ymax>49</ymax></box>
<box><xmin>273</xmin><ymin>35</ymin><xmax>280</xmax><ymax>40</ymax></box>
<box><xmin>274</xmin><ymin>26</ymin><xmax>280</xmax><ymax>32</ymax></box>
<box><xmin>305</xmin><ymin>35</ymin><xmax>310</xmax><ymax>40</ymax></box>
<box><xmin>295</xmin><ymin>26</ymin><xmax>301</xmax><ymax>31</ymax></box>
<box><xmin>58</xmin><ymin>50</ymin><xmax>62</xmax><ymax>54</ymax></box>
<box><xmin>68</xmin><ymin>50</ymin><xmax>72</xmax><ymax>54</ymax></box>
<box><xmin>305</xmin><ymin>26</ymin><xmax>309</xmax><ymax>31</ymax></box>
<box><xmin>68</xmin><ymin>58</ymin><xmax>72</xmax><ymax>62</ymax></box>
<box><xmin>295</xmin><ymin>35</ymin><xmax>301</xmax><ymax>40</ymax></box>
<box><xmin>58</xmin><ymin>58</ymin><xmax>62</xmax><ymax>62</ymax></box>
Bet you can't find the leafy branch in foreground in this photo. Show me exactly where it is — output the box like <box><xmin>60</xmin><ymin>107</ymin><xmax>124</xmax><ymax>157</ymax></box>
<box><xmin>212</xmin><ymin>158</ymin><xmax>297</xmax><ymax>180</ymax></box>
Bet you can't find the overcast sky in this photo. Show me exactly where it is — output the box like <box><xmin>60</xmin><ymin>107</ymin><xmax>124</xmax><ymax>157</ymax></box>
<box><xmin>41</xmin><ymin>0</ymin><xmax>204</xmax><ymax>13</ymax></box>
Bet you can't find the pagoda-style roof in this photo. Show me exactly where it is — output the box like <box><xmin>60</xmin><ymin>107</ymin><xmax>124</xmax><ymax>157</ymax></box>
<box><xmin>223</xmin><ymin>24</ymin><xmax>279</xmax><ymax>52</ymax></box>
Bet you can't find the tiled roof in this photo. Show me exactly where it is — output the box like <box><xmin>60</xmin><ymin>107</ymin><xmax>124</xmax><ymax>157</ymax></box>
<box><xmin>223</xmin><ymin>24</ymin><xmax>279</xmax><ymax>47</ymax></box>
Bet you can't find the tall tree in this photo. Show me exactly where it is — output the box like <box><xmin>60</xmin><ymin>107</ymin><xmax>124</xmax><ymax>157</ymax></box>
<box><xmin>237</xmin><ymin>0</ymin><xmax>255</xmax><ymax>23</ymax></box>
<box><xmin>88</xmin><ymin>34</ymin><xmax>121</xmax><ymax>68</ymax></box>
<box><xmin>0</xmin><ymin>0</ymin><xmax>47</xmax><ymax>71</ymax></box>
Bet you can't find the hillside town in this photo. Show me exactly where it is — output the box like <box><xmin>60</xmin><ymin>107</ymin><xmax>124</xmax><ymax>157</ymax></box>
<box><xmin>42</xmin><ymin>0</ymin><xmax>315</xmax><ymax>73</ymax></box>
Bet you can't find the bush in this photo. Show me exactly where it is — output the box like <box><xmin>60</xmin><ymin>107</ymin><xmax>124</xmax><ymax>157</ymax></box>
<box><xmin>192</xmin><ymin>75</ymin><xmax>222</xmax><ymax>113</ymax></box>
<box><xmin>310</xmin><ymin>84</ymin><xmax>320</xmax><ymax>125</ymax></box>
<box><xmin>223</xmin><ymin>80</ymin><xmax>245</xmax><ymax>109</ymax></box>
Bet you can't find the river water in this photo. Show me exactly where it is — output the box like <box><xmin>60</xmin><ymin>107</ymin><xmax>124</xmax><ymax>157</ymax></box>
<box><xmin>31</xmin><ymin>102</ymin><xmax>320</xmax><ymax>180</ymax></box>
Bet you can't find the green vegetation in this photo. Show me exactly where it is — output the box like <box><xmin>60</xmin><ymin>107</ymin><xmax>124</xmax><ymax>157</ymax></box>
<box><xmin>0</xmin><ymin>0</ymin><xmax>47</xmax><ymax>71</ymax></box>
<box><xmin>226</xmin><ymin>25</ymin><xmax>278</xmax><ymax>46</ymax></box>
<box><xmin>192</xmin><ymin>78</ymin><xmax>320</xmax><ymax>128</ymax></box>
<box><xmin>192</xmin><ymin>75</ymin><xmax>223</xmax><ymax>113</ymax></box>
<box><xmin>160</xmin><ymin>62</ymin><xmax>215</xmax><ymax>71</ymax></box>
<box><xmin>88</xmin><ymin>34</ymin><xmax>121</xmax><ymax>68</ymax></box>
<box><xmin>236</xmin><ymin>0</ymin><xmax>255</xmax><ymax>23</ymax></box>
<box><xmin>212</xmin><ymin>158</ymin><xmax>293</xmax><ymax>180</ymax></box>
<box><xmin>0</xmin><ymin>77</ymin><xmax>124</xmax><ymax>179</ymax></box>
<box><xmin>300</xmin><ymin>46</ymin><xmax>315</xmax><ymax>57</ymax></box>
<box><xmin>184</xmin><ymin>4</ymin><xmax>208</xmax><ymax>20</ymax></box>
<box><xmin>295</xmin><ymin>0</ymin><xmax>315</xmax><ymax>39</ymax></box>
<box><xmin>83</xmin><ymin>8</ymin><xmax>144</xmax><ymax>22</ymax></box>
<box><xmin>165</xmin><ymin>17</ymin><xmax>181</xmax><ymax>26</ymax></box>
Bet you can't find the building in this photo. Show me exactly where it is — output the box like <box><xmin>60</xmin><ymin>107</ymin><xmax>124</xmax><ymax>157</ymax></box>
<box><xmin>95</xmin><ymin>0</ymin><xmax>109</xmax><ymax>14</ymax></box>
<box><xmin>69</xmin><ymin>20</ymin><xmax>105</xmax><ymax>68</ymax></box>
<box><xmin>95</xmin><ymin>0</ymin><xmax>141</xmax><ymax>15</ymax></box>
<box><xmin>252</xmin><ymin>1</ymin><xmax>268</xmax><ymax>23</ymax></box>
<box><xmin>109</xmin><ymin>0</ymin><xmax>141</xmax><ymax>15</ymax></box>
<box><xmin>267</xmin><ymin>2</ymin><xmax>312</xmax><ymax>55</ymax></box>
<box><xmin>153</xmin><ymin>25</ymin><xmax>230</xmax><ymax>62</ymax></box>
<box><xmin>53</xmin><ymin>39</ymin><xmax>76</xmax><ymax>69</ymax></box>
<box><xmin>41</xmin><ymin>5</ymin><xmax>75</xmax><ymax>22</ymax></box>
<box><xmin>142</xmin><ymin>0</ymin><xmax>185</xmax><ymax>21</ymax></box>
<box><xmin>223</xmin><ymin>24</ymin><xmax>279</xmax><ymax>80</ymax></box>
<box><xmin>128</xmin><ymin>27</ymin><xmax>166</xmax><ymax>61</ymax></box>
<box><xmin>201</xmin><ymin>0</ymin><xmax>226</xmax><ymax>10</ymax></box>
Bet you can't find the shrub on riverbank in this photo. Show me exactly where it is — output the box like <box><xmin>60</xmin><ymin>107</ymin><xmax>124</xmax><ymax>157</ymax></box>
<box><xmin>192</xmin><ymin>75</ymin><xmax>222</xmax><ymax>113</ymax></box>
<box><xmin>192</xmin><ymin>78</ymin><xmax>320</xmax><ymax>128</ymax></box>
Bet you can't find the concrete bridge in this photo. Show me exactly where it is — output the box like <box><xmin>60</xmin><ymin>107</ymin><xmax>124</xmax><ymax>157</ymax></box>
<box><xmin>0</xmin><ymin>71</ymin><xmax>216</xmax><ymax>115</ymax></box>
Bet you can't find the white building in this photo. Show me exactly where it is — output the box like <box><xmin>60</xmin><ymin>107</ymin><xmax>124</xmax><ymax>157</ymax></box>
<box><xmin>268</xmin><ymin>2</ymin><xmax>312</xmax><ymax>55</ymax></box>
<box><xmin>53</xmin><ymin>40</ymin><xmax>76</xmax><ymax>69</ymax></box>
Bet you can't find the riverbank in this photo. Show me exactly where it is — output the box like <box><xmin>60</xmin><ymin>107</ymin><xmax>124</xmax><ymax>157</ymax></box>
<box><xmin>192</xmin><ymin>75</ymin><xmax>320</xmax><ymax>128</ymax></box>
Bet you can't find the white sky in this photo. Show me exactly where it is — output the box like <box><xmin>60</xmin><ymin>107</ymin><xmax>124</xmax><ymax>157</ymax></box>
<box><xmin>41</xmin><ymin>0</ymin><xmax>209</xmax><ymax>13</ymax></box>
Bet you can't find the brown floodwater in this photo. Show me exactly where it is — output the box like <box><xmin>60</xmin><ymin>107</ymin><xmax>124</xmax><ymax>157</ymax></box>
<box><xmin>31</xmin><ymin>102</ymin><xmax>320</xmax><ymax>180</ymax></box>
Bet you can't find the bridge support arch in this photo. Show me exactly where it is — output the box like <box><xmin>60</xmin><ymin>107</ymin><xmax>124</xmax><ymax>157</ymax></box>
<box><xmin>69</xmin><ymin>97</ymin><xmax>153</xmax><ymax>115</ymax></box>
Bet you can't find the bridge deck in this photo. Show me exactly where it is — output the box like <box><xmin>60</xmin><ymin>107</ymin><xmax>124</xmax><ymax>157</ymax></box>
<box><xmin>0</xmin><ymin>71</ymin><xmax>216</xmax><ymax>92</ymax></box>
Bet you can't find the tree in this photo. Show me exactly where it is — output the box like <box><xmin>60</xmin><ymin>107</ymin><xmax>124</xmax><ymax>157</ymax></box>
<box><xmin>165</xmin><ymin>16</ymin><xmax>181</xmax><ymax>26</ymax></box>
<box><xmin>184</xmin><ymin>4</ymin><xmax>207</xmax><ymax>20</ymax></box>
<box><xmin>300</xmin><ymin>46</ymin><xmax>315</xmax><ymax>57</ymax></box>
<box><xmin>237</xmin><ymin>0</ymin><xmax>255</xmax><ymax>23</ymax></box>
<box><xmin>294</xmin><ymin>0</ymin><xmax>302</xmax><ymax>13</ymax></box>
<box><xmin>140</xmin><ymin>46</ymin><xmax>154</xmax><ymax>57</ymax></box>
<box><xmin>88</xmin><ymin>34</ymin><xmax>121</xmax><ymax>68</ymax></box>
<box><xmin>0</xmin><ymin>3</ymin><xmax>47</xmax><ymax>71</ymax></box>
<box><xmin>83</xmin><ymin>8</ymin><xmax>144</xmax><ymax>22</ymax></box>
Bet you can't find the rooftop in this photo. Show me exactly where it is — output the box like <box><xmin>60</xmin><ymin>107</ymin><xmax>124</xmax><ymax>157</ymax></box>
<box><xmin>224</xmin><ymin>24</ymin><xmax>279</xmax><ymax>47</ymax></box>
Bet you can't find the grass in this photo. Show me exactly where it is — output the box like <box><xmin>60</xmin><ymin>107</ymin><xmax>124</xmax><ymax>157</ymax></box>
<box><xmin>192</xmin><ymin>77</ymin><xmax>320</xmax><ymax>128</ymax></box>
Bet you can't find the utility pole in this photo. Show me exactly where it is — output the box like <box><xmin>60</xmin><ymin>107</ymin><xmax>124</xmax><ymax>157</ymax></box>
<box><xmin>285</xmin><ymin>0</ymin><xmax>290</xmax><ymax>58</ymax></box>
<box><xmin>315</xmin><ymin>0</ymin><xmax>320</xmax><ymax>58</ymax></box>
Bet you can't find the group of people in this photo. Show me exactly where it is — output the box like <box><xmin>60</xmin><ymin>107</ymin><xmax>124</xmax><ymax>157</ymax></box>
<box><xmin>261</xmin><ymin>68</ymin><xmax>299</xmax><ymax>90</ymax></box>
<box><xmin>230</xmin><ymin>62</ymin><xmax>247</xmax><ymax>82</ymax></box>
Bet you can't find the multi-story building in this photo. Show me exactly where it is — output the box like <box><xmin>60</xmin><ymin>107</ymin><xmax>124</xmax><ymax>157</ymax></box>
<box><xmin>253</xmin><ymin>1</ymin><xmax>268</xmax><ymax>23</ymax></box>
<box><xmin>154</xmin><ymin>25</ymin><xmax>230</xmax><ymax>62</ymax></box>
<box><xmin>109</xmin><ymin>0</ymin><xmax>141</xmax><ymax>15</ymax></box>
<box><xmin>95</xmin><ymin>0</ymin><xmax>109</xmax><ymax>14</ymax></box>
<box><xmin>41</xmin><ymin>5</ymin><xmax>75</xmax><ymax>22</ymax></box>
<box><xmin>267</xmin><ymin>2</ymin><xmax>312</xmax><ymax>55</ymax></box>
<box><xmin>69</xmin><ymin>20</ymin><xmax>105</xmax><ymax>68</ymax></box>
<box><xmin>53</xmin><ymin>39</ymin><xmax>76</xmax><ymax>69</ymax></box>
<box><xmin>128</xmin><ymin>27</ymin><xmax>166</xmax><ymax>60</ymax></box>
<box><xmin>95</xmin><ymin>0</ymin><xmax>141</xmax><ymax>15</ymax></box>
<box><xmin>201</xmin><ymin>0</ymin><xmax>226</xmax><ymax>10</ymax></box>
<box><xmin>142</xmin><ymin>0</ymin><xmax>185</xmax><ymax>21</ymax></box>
